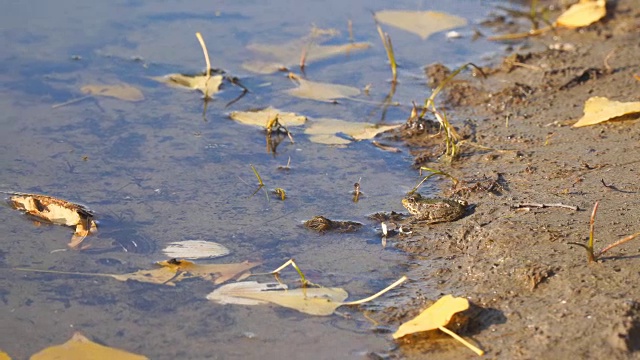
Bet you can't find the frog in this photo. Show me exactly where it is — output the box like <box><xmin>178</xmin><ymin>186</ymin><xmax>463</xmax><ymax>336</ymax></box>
<box><xmin>401</xmin><ymin>193</ymin><xmax>467</xmax><ymax>223</ymax></box>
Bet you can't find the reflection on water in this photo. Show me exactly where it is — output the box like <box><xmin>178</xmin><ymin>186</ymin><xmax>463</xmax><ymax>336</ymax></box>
<box><xmin>0</xmin><ymin>0</ymin><xmax>507</xmax><ymax>358</ymax></box>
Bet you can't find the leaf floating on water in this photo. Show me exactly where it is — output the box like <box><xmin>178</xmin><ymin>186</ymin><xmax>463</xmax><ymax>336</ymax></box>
<box><xmin>206</xmin><ymin>281</ymin><xmax>288</xmax><ymax>305</ymax></box>
<box><xmin>375</xmin><ymin>10</ymin><xmax>468</xmax><ymax>40</ymax></box>
<box><xmin>229</xmin><ymin>107</ymin><xmax>307</xmax><ymax>127</ymax></box>
<box><xmin>556</xmin><ymin>0</ymin><xmax>606</xmax><ymax>28</ymax></box>
<box><xmin>80</xmin><ymin>83</ymin><xmax>144</xmax><ymax>102</ymax></box>
<box><xmin>154</xmin><ymin>73</ymin><xmax>223</xmax><ymax>98</ymax></box>
<box><xmin>110</xmin><ymin>261</ymin><xmax>187</xmax><ymax>286</ymax></box>
<box><xmin>208</xmin><ymin>281</ymin><xmax>349</xmax><ymax>315</ymax></box>
<box><xmin>242</xmin><ymin>28</ymin><xmax>370</xmax><ymax>74</ymax></box>
<box><xmin>162</xmin><ymin>240</ymin><xmax>230</xmax><ymax>260</ymax></box>
<box><xmin>6</xmin><ymin>192</ymin><xmax>98</xmax><ymax>249</ymax></box>
<box><xmin>0</xmin><ymin>349</ymin><xmax>11</xmax><ymax>360</ymax></box>
<box><xmin>393</xmin><ymin>294</ymin><xmax>484</xmax><ymax>356</ymax></box>
<box><xmin>304</xmin><ymin>118</ymin><xmax>402</xmax><ymax>145</ymax></box>
<box><xmin>285</xmin><ymin>73</ymin><xmax>360</xmax><ymax>102</ymax></box>
<box><xmin>30</xmin><ymin>331</ymin><xmax>148</xmax><ymax>360</ymax></box>
<box><xmin>207</xmin><ymin>276</ymin><xmax>407</xmax><ymax>316</ymax></box>
<box><xmin>572</xmin><ymin>96</ymin><xmax>640</xmax><ymax>127</ymax></box>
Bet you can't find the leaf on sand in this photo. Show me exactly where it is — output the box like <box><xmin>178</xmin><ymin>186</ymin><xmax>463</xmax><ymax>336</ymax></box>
<box><xmin>285</xmin><ymin>73</ymin><xmax>360</xmax><ymax>102</ymax></box>
<box><xmin>242</xmin><ymin>28</ymin><xmax>370</xmax><ymax>74</ymax></box>
<box><xmin>6</xmin><ymin>192</ymin><xmax>98</xmax><ymax>249</ymax></box>
<box><xmin>206</xmin><ymin>281</ymin><xmax>288</xmax><ymax>306</ymax></box>
<box><xmin>30</xmin><ymin>331</ymin><xmax>148</xmax><ymax>360</ymax></box>
<box><xmin>304</xmin><ymin>118</ymin><xmax>402</xmax><ymax>145</ymax></box>
<box><xmin>229</xmin><ymin>107</ymin><xmax>307</xmax><ymax>128</ymax></box>
<box><xmin>393</xmin><ymin>295</ymin><xmax>484</xmax><ymax>356</ymax></box>
<box><xmin>375</xmin><ymin>10</ymin><xmax>467</xmax><ymax>40</ymax></box>
<box><xmin>80</xmin><ymin>84</ymin><xmax>144</xmax><ymax>102</ymax></box>
<box><xmin>556</xmin><ymin>0</ymin><xmax>606</xmax><ymax>28</ymax></box>
<box><xmin>153</xmin><ymin>73</ymin><xmax>223</xmax><ymax>97</ymax></box>
<box><xmin>208</xmin><ymin>281</ymin><xmax>349</xmax><ymax>315</ymax></box>
<box><xmin>572</xmin><ymin>96</ymin><xmax>640</xmax><ymax>127</ymax></box>
<box><xmin>162</xmin><ymin>240</ymin><xmax>230</xmax><ymax>260</ymax></box>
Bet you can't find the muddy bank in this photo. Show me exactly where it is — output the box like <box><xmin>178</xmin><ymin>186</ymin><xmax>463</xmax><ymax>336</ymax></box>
<box><xmin>382</xmin><ymin>1</ymin><xmax>640</xmax><ymax>358</ymax></box>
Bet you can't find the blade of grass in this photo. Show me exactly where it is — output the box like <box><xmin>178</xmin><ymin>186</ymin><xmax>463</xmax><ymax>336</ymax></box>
<box><xmin>342</xmin><ymin>276</ymin><xmax>407</xmax><ymax>305</ymax></box>
<box><xmin>195</xmin><ymin>32</ymin><xmax>212</xmax><ymax>98</ymax></box>
<box><xmin>375</xmin><ymin>21</ymin><xmax>397</xmax><ymax>84</ymax></box>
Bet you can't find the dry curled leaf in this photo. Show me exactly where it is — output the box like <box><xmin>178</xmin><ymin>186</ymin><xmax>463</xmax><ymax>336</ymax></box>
<box><xmin>556</xmin><ymin>0</ymin><xmax>606</xmax><ymax>28</ymax></box>
<box><xmin>375</xmin><ymin>10</ymin><xmax>468</xmax><ymax>40</ymax></box>
<box><xmin>572</xmin><ymin>96</ymin><xmax>640</xmax><ymax>127</ymax></box>
<box><xmin>80</xmin><ymin>83</ymin><xmax>144</xmax><ymax>102</ymax></box>
<box><xmin>6</xmin><ymin>192</ymin><xmax>97</xmax><ymax>249</ymax></box>
<box><xmin>30</xmin><ymin>331</ymin><xmax>148</xmax><ymax>360</ymax></box>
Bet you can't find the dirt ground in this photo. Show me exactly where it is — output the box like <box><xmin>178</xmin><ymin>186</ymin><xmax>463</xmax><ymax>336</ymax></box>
<box><xmin>380</xmin><ymin>1</ymin><xmax>640</xmax><ymax>358</ymax></box>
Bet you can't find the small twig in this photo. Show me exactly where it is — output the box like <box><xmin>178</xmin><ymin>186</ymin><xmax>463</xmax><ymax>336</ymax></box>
<box><xmin>52</xmin><ymin>95</ymin><xmax>93</xmax><ymax>109</ymax></box>
<box><xmin>512</xmin><ymin>202</ymin><xmax>578</xmax><ymax>211</ymax></box>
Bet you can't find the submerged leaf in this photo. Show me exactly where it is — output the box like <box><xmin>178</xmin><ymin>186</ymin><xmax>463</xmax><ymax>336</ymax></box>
<box><xmin>393</xmin><ymin>295</ymin><xmax>469</xmax><ymax>339</ymax></box>
<box><xmin>229</xmin><ymin>107</ymin><xmax>306</xmax><ymax>127</ymax></box>
<box><xmin>80</xmin><ymin>84</ymin><xmax>144</xmax><ymax>102</ymax></box>
<box><xmin>30</xmin><ymin>332</ymin><xmax>148</xmax><ymax>360</ymax></box>
<box><xmin>285</xmin><ymin>74</ymin><xmax>360</xmax><ymax>102</ymax></box>
<box><xmin>242</xmin><ymin>29</ymin><xmax>370</xmax><ymax>74</ymax></box>
<box><xmin>162</xmin><ymin>240</ymin><xmax>230</xmax><ymax>260</ymax></box>
<box><xmin>154</xmin><ymin>73</ymin><xmax>223</xmax><ymax>97</ymax></box>
<box><xmin>572</xmin><ymin>96</ymin><xmax>640</xmax><ymax>127</ymax></box>
<box><xmin>6</xmin><ymin>192</ymin><xmax>98</xmax><ymax>249</ymax></box>
<box><xmin>556</xmin><ymin>0</ymin><xmax>606</xmax><ymax>28</ymax></box>
<box><xmin>304</xmin><ymin>118</ymin><xmax>401</xmax><ymax>145</ymax></box>
<box><xmin>375</xmin><ymin>10</ymin><xmax>468</xmax><ymax>40</ymax></box>
<box><xmin>161</xmin><ymin>259</ymin><xmax>262</xmax><ymax>285</ymax></box>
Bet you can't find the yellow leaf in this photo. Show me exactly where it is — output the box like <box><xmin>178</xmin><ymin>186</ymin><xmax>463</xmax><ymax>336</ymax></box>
<box><xmin>30</xmin><ymin>331</ymin><xmax>148</xmax><ymax>360</ymax></box>
<box><xmin>375</xmin><ymin>10</ymin><xmax>467</xmax><ymax>40</ymax></box>
<box><xmin>572</xmin><ymin>96</ymin><xmax>640</xmax><ymax>127</ymax></box>
<box><xmin>304</xmin><ymin>118</ymin><xmax>401</xmax><ymax>145</ymax></box>
<box><xmin>154</xmin><ymin>73</ymin><xmax>223</xmax><ymax>98</ymax></box>
<box><xmin>80</xmin><ymin>83</ymin><xmax>144</xmax><ymax>102</ymax></box>
<box><xmin>229</xmin><ymin>107</ymin><xmax>307</xmax><ymax>127</ymax></box>
<box><xmin>0</xmin><ymin>349</ymin><xmax>11</xmax><ymax>360</ymax></box>
<box><xmin>556</xmin><ymin>0</ymin><xmax>606</xmax><ymax>28</ymax></box>
<box><xmin>393</xmin><ymin>295</ymin><xmax>484</xmax><ymax>356</ymax></box>
<box><xmin>393</xmin><ymin>295</ymin><xmax>469</xmax><ymax>339</ymax></box>
<box><xmin>285</xmin><ymin>74</ymin><xmax>360</xmax><ymax>102</ymax></box>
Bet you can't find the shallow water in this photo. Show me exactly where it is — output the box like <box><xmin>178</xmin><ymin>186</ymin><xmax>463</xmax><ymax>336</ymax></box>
<box><xmin>0</xmin><ymin>0</ymin><xmax>511</xmax><ymax>358</ymax></box>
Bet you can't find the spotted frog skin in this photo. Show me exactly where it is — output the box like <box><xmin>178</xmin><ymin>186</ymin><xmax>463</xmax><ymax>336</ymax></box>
<box><xmin>401</xmin><ymin>193</ymin><xmax>467</xmax><ymax>223</ymax></box>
